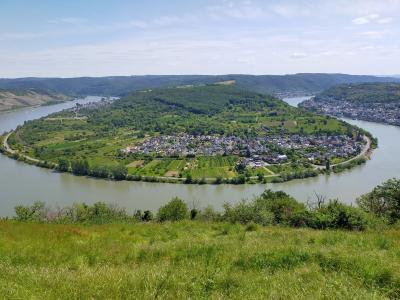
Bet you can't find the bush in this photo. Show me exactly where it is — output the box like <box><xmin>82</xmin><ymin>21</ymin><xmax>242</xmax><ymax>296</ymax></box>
<box><xmin>14</xmin><ymin>201</ymin><xmax>47</xmax><ymax>221</ymax></box>
<box><xmin>199</xmin><ymin>205</ymin><xmax>220</xmax><ymax>221</ymax></box>
<box><xmin>223</xmin><ymin>200</ymin><xmax>273</xmax><ymax>226</ymax></box>
<box><xmin>143</xmin><ymin>210</ymin><xmax>153</xmax><ymax>222</ymax></box>
<box><xmin>57</xmin><ymin>158</ymin><xmax>70</xmax><ymax>172</ymax></box>
<box><xmin>71</xmin><ymin>159</ymin><xmax>90</xmax><ymax>176</ymax></box>
<box><xmin>110</xmin><ymin>165</ymin><xmax>127</xmax><ymax>180</ymax></box>
<box><xmin>184</xmin><ymin>174</ymin><xmax>193</xmax><ymax>184</ymax></box>
<box><xmin>66</xmin><ymin>202</ymin><xmax>129</xmax><ymax>223</ymax></box>
<box><xmin>255</xmin><ymin>190</ymin><xmax>310</xmax><ymax>227</ymax></box>
<box><xmin>157</xmin><ymin>197</ymin><xmax>189</xmax><ymax>222</ymax></box>
<box><xmin>90</xmin><ymin>165</ymin><xmax>110</xmax><ymax>178</ymax></box>
<box><xmin>310</xmin><ymin>200</ymin><xmax>369</xmax><ymax>230</ymax></box>
<box><xmin>357</xmin><ymin>178</ymin><xmax>400</xmax><ymax>224</ymax></box>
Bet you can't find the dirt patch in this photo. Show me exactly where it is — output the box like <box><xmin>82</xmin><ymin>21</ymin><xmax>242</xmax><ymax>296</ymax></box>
<box><xmin>127</xmin><ymin>160</ymin><xmax>145</xmax><ymax>168</ymax></box>
<box><xmin>164</xmin><ymin>170</ymin><xmax>179</xmax><ymax>177</ymax></box>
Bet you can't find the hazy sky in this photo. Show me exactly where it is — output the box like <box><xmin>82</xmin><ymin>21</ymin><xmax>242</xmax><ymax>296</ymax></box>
<box><xmin>1</xmin><ymin>0</ymin><xmax>399</xmax><ymax>77</ymax></box>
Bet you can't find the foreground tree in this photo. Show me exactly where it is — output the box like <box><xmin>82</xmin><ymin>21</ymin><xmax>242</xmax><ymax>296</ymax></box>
<box><xmin>357</xmin><ymin>178</ymin><xmax>400</xmax><ymax>223</ymax></box>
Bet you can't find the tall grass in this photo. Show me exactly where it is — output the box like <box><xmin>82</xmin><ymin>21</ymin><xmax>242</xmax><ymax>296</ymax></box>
<box><xmin>0</xmin><ymin>220</ymin><xmax>399</xmax><ymax>299</ymax></box>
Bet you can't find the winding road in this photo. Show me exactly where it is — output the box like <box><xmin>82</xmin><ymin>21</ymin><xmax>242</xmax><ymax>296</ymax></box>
<box><xmin>2</xmin><ymin>129</ymin><xmax>372</xmax><ymax>181</ymax></box>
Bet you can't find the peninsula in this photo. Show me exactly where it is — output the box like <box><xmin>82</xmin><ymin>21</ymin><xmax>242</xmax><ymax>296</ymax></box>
<box><xmin>2</xmin><ymin>83</ymin><xmax>373</xmax><ymax>184</ymax></box>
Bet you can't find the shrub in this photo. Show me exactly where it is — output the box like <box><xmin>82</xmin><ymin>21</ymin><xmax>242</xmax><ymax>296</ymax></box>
<box><xmin>214</xmin><ymin>176</ymin><xmax>223</xmax><ymax>184</ymax></box>
<box><xmin>66</xmin><ymin>202</ymin><xmax>129</xmax><ymax>223</ymax></box>
<box><xmin>199</xmin><ymin>205</ymin><xmax>220</xmax><ymax>221</ymax></box>
<box><xmin>90</xmin><ymin>165</ymin><xmax>110</xmax><ymax>178</ymax></box>
<box><xmin>223</xmin><ymin>200</ymin><xmax>273</xmax><ymax>226</ymax></box>
<box><xmin>184</xmin><ymin>173</ymin><xmax>193</xmax><ymax>184</ymax></box>
<box><xmin>190</xmin><ymin>209</ymin><xmax>199</xmax><ymax>220</ymax></box>
<box><xmin>357</xmin><ymin>178</ymin><xmax>400</xmax><ymax>224</ymax></box>
<box><xmin>57</xmin><ymin>158</ymin><xmax>70</xmax><ymax>172</ymax></box>
<box><xmin>71</xmin><ymin>158</ymin><xmax>90</xmax><ymax>176</ymax></box>
<box><xmin>157</xmin><ymin>197</ymin><xmax>189</xmax><ymax>222</ymax></box>
<box><xmin>143</xmin><ymin>210</ymin><xmax>153</xmax><ymax>222</ymax></box>
<box><xmin>110</xmin><ymin>165</ymin><xmax>128</xmax><ymax>180</ymax></box>
<box><xmin>14</xmin><ymin>201</ymin><xmax>48</xmax><ymax>221</ymax></box>
<box><xmin>310</xmin><ymin>200</ymin><xmax>369</xmax><ymax>230</ymax></box>
<box><xmin>254</xmin><ymin>190</ymin><xmax>309</xmax><ymax>226</ymax></box>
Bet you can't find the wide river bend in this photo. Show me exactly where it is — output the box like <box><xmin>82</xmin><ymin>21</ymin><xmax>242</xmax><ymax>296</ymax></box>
<box><xmin>0</xmin><ymin>96</ymin><xmax>399</xmax><ymax>216</ymax></box>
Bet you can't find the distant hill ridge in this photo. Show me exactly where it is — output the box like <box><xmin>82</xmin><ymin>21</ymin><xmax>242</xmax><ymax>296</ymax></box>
<box><xmin>0</xmin><ymin>73</ymin><xmax>399</xmax><ymax>98</ymax></box>
<box><xmin>314</xmin><ymin>82</ymin><xmax>400</xmax><ymax>103</ymax></box>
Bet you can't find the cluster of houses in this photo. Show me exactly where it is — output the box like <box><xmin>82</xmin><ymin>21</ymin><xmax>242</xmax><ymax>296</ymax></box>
<box><xmin>301</xmin><ymin>98</ymin><xmax>400</xmax><ymax>126</ymax></box>
<box><xmin>122</xmin><ymin>133</ymin><xmax>363</xmax><ymax>166</ymax></box>
<box><xmin>66</xmin><ymin>97</ymin><xmax>116</xmax><ymax>115</ymax></box>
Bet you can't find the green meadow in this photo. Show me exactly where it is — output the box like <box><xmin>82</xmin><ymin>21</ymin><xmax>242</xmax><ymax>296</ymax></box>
<box><xmin>1</xmin><ymin>220</ymin><xmax>399</xmax><ymax>299</ymax></box>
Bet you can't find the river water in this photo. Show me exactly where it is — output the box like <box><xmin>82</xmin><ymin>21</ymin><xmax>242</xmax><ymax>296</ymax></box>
<box><xmin>0</xmin><ymin>96</ymin><xmax>399</xmax><ymax>216</ymax></box>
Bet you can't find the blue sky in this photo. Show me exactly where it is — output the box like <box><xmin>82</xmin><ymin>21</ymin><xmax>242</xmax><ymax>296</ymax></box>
<box><xmin>1</xmin><ymin>0</ymin><xmax>399</xmax><ymax>77</ymax></box>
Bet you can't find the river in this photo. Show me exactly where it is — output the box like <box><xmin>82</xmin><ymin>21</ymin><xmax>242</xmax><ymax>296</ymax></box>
<box><xmin>0</xmin><ymin>96</ymin><xmax>399</xmax><ymax>216</ymax></box>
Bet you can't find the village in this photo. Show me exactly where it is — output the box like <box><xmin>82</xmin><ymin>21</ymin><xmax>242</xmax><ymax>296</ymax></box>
<box><xmin>300</xmin><ymin>99</ymin><xmax>400</xmax><ymax>126</ymax></box>
<box><xmin>122</xmin><ymin>133</ymin><xmax>363</xmax><ymax>167</ymax></box>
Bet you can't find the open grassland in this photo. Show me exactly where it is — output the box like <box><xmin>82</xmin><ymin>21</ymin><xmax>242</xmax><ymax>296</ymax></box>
<box><xmin>0</xmin><ymin>220</ymin><xmax>399</xmax><ymax>299</ymax></box>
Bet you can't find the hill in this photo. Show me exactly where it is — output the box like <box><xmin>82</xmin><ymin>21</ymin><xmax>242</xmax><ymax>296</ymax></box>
<box><xmin>300</xmin><ymin>83</ymin><xmax>400</xmax><ymax>126</ymax></box>
<box><xmin>0</xmin><ymin>89</ymin><xmax>71</xmax><ymax>111</ymax></box>
<box><xmin>0</xmin><ymin>74</ymin><xmax>399</xmax><ymax>97</ymax></box>
<box><xmin>4</xmin><ymin>84</ymin><xmax>371</xmax><ymax>183</ymax></box>
<box><xmin>314</xmin><ymin>83</ymin><xmax>400</xmax><ymax>103</ymax></box>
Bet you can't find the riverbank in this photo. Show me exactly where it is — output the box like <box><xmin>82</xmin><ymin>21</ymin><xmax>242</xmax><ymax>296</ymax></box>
<box><xmin>0</xmin><ymin>97</ymin><xmax>396</xmax><ymax>218</ymax></box>
<box><xmin>1</xmin><ymin>219</ymin><xmax>399</xmax><ymax>299</ymax></box>
<box><xmin>1</xmin><ymin>128</ymin><xmax>373</xmax><ymax>185</ymax></box>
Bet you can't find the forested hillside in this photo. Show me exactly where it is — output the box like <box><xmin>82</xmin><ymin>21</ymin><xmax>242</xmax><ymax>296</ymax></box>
<box><xmin>314</xmin><ymin>82</ymin><xmax>400</xmax><ymax>103</ymax></box>
<box><xmin>0</xmin><ymin>74</ymin><xmax>399</xmax><ymax>97</ymax></box>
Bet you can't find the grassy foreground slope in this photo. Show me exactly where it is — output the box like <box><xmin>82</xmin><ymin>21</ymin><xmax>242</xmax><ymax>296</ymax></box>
<box><xmin>1</xmin><ymin>220</ymin><xmax>399</xmax><ymax>299</ymax></box>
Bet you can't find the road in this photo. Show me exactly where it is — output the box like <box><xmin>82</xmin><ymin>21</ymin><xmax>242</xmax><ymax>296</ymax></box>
<box><xmin>313</xmin><ymin>135</ymin><xmax>371</xmax><ymax>170</ymax></box>
<box><xmin>2</xmin><ymin>130</ymin><xmax>371</xmax><ymax>181</ymax></box>
<box><xmin>3</xmin><ymin>131</ymin><xmax>41</xmax><ymax>163</ymax></box>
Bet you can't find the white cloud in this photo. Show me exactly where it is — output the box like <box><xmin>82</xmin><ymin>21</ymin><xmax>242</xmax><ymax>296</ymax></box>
<box><xmin>48</xmin><ymin>17</ymin><xmax>85</xmax><ymax>25</ymax></box>
<box><xmin>290</xmin><ymin>52</ymin><xmax>307</xmax><ymax>59</ymax></box>
<box><xmin>269</xmin><ymin>4</ymin><xmax>310</xmax><ymax>18</ymax></box>
<box><xmin>207</xmin><ymin>1</ymin><xmax>265</xmax><ymax>20</ymax></box>
<box><xmin>360</xmin><ymin>30</ymin><xmax>386</xmax><ymax>39</ymax></box>
<box><xmin>352</xmin><ymin>17</ymin><xmax>370</xmax><ymax>25</ymax></box>
<box><xmin>377</xmin><ymin>17</ymin><xmax>393</xmax><ymax>24</ymax></box>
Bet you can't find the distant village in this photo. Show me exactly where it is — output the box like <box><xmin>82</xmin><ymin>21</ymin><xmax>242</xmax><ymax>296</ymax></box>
<box><xmin>300</xmin><ymin>98</ymin><xmax>400</xmax><ymax>126</ymax></box>
<box><xmin>122</xmin><ymin>133</ymin><xmax>363</xmax><ymax>167</ymax></box>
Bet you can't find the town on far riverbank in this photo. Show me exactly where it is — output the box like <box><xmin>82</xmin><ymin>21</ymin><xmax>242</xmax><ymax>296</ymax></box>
<box><xmin>300</xmin><ymin>83</ymin><xmax>400</xmax><ymax>127</ymax></box>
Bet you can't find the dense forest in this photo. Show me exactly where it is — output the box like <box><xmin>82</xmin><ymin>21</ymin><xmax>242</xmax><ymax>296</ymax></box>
<box><xmin>314</xmin><ymin>82</ymin><xmax>400</xmax><ymax>103</ymax></box>
<box><xmin>1</xmin><ymin>73</ymin><xmax>399</xmax><ymax>97</ymax></box>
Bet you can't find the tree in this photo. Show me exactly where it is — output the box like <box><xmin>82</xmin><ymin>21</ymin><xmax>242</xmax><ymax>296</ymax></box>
<box><xmin>357</xmin><ymin>178</ymin><xmax>400</xmax><ymax>223</ymax></box>
<box><xmin>71</xmin><ymin>159</ymin><xmax>90</xmax><ymax>176</ymax></box>
<box><xmin>57</xmin><ymin>158</ymin><xmax>70</xmax><ymax>172</ymax></box>
<box><xmin>184</xmin><ymin>173</ymin><xmax>193</xmax><ymax>184</ymax></box>
<box><xmin>91</xmin><ymin>165</ymin><xmax>110</xmax><ymax>178</ymax></box>
<box><xmin>325</xmin><ymin>159</ymin><xmax>331</xmax><ymax>171</ymax></box>
<box><xmin>111</xmin><ymin>165</ymin><xmax>127</xmax><ymax>180</ymax></box>
<box><xmin>157</xmin><ymin>197</ymin><xmax>188</xmax><ymax>222</ymax></box>
<box><xmin>257</xmin><ymin>173</ymin><xmax>264</xmax><ymax>182</ymax></box>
